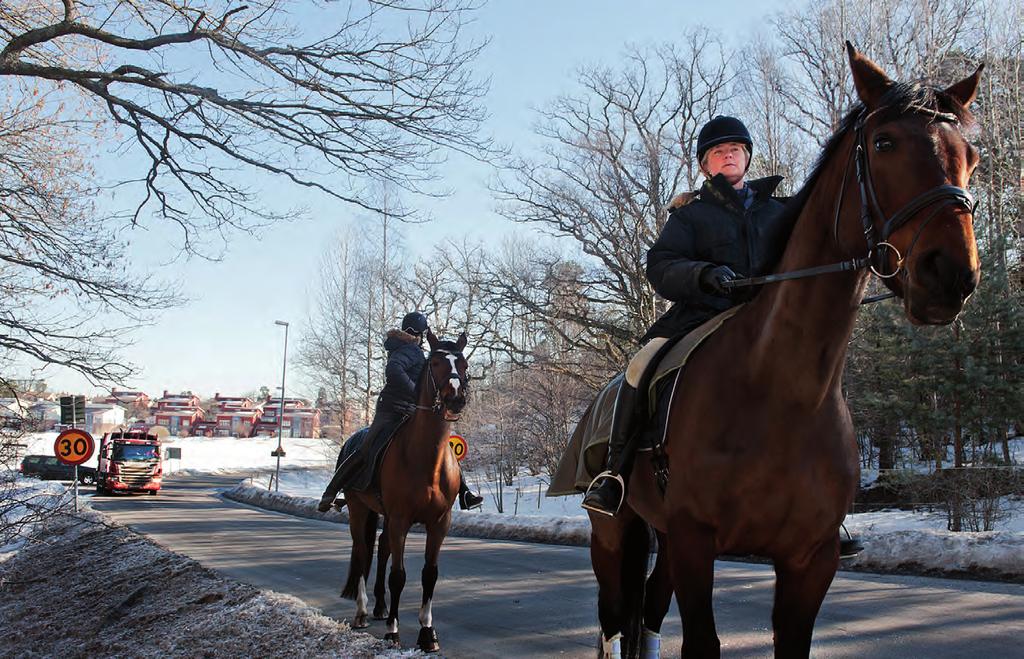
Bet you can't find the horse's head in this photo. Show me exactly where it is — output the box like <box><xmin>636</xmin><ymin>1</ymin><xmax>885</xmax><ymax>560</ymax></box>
<box><xmin>425</xmin><ymin>330</ymin><xmax>469</xmax><ymax>420</ymax></box>
<box><xmin>847</xmin><ymin>43</ymin><xmax>982</xmax><ymax>325</ymax></box>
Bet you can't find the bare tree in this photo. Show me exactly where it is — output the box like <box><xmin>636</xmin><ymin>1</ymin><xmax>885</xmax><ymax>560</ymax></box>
<box><xmin>0</xmin><ymin>92</ymin><xmax>179</xmax><ymax>384</ymax></box>
<box><xmin>0</xmin><ymin>0</ymin><xmax>492</xmax><ymax>253</ymax></box>
<box><xmin>492</xmin><ymin>35</ymin><xmax>733</xmax><ymax>374</ymax></box>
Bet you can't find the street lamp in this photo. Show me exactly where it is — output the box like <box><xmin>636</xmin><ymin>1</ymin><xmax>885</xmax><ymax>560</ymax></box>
<box><xmin>272</xmin><ymin>320</ymin><xmax>289</xmax><ymax>491</ymax></box>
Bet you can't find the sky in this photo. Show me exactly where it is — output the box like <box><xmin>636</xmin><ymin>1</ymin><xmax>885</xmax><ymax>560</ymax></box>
<box><xmin>24</xmin><ymin>0</ymin><xmax>787</xmax><ymax>401</ymax></box>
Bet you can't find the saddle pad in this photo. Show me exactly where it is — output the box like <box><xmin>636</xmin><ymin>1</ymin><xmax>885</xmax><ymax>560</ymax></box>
<box><xmin>546</xmin><ymin>305</ymin><xmax>741</xmax><ymax>497</ymax></box>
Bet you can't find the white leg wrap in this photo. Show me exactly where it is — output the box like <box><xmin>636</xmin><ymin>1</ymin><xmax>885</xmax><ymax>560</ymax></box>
<box><xmin>641</xmin><ymin>627</ymin><xmax>662</xmax><ymax>659</ymax></box>
<box><xmin>601</xmin><ymin>632</ymin><xmax>623</xmax><ymax>659</ymax></box>
<box><xmin>356</xmin><ymin>577</ymin><xmax>368</xmax><ymax>616</ymax></box>
<box><xmin>419</xmin><ymin>598</ymin><xmax>433</xmax><ymax>628</ymax></box>
<box><xmin>386</xmin><ymin>618</ymin><xmax>399</xmax><ymax>634</ymax></box>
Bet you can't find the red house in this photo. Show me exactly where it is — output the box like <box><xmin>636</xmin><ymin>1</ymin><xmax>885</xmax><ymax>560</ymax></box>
<box><xmin>209</xmin><ymin>393</ymin><xmax>263</xmax><ymax>438</ymax></box>
<box><xmin>152</xmin><ymin>390</ymin><xmax>205</xmax><ymax>437</ymax></box>
<box><xmin>253</xmin><ymin>397</ymin><xmax>321</xmax><ymax>438</ymax></box>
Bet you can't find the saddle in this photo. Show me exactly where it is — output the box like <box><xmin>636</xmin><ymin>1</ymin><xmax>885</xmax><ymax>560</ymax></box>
<box><xmin>336</xmin><ymin>413</ymin><xmax>409</xmax><ymax>493</ymax></box>
<box><xmin>547</xmin><ymin>306</ymin><xmax>742</xmax><ymax>496</ymax></box>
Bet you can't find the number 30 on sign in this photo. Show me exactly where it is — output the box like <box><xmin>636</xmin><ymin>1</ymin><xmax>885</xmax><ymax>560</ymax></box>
<box><xmin>54</xmin><ymin>428</ymin><xmax>95</xmax><ymax>466</ymax></box>
<box><xmin>448</xmin><ymin>434</ymin><xmax>468</xmax><ymax>462</ymax></box>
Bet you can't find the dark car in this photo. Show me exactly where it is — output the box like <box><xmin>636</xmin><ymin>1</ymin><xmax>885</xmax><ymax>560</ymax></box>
<box><xmin>19</xmin><ymin>455</ymin><xmax>96</xmax><ymax>485</ymax></box>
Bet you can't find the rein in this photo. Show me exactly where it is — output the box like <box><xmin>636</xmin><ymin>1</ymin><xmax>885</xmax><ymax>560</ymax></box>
<box><xmin>723</xmin><ymin>103</ymin><xmax>975</xmax><ymax>305</ymax></box>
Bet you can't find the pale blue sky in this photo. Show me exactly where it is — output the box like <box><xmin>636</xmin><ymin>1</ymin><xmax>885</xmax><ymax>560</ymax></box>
<box><xmin>33</xmin><ymin>0</ymin><xmax>785</xmax><ymax>400</ymax></box>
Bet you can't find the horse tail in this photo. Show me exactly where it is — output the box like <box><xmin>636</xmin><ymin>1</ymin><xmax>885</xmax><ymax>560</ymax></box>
<box><xmin>620</xmin><ymin>516</ymin><xmax>652</xmax><ymax>659</ymax></box>
<box><xmin>341</xmin><ymin>510</ymin><xmax>380</xmax><ymax>600</ymax></box>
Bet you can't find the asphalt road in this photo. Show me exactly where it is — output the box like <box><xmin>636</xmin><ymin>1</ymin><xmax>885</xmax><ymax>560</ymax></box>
<box><xmin>91</xmin><ymin>474</ymin><xmax>1024</xmax><ymax>658</ymax></box>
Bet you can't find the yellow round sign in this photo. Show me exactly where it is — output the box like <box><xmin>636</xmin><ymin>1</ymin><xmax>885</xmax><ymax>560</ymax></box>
<box><xmin>448</xmin><ymin>434</ymin><xmax>468</xmax><ymax>462</ymax></box>
<box><xmin>54</xmin><ymin>428</ymin><xmax>95</xmax><ymax>466</ymax></box>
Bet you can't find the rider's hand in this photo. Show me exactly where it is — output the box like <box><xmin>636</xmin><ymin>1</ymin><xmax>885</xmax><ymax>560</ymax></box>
<box><xmin>395</xmin><ymin>401</ymin><xmax>417</xmax><ymax>417</ymax></box>
<box><xmin>699</xmin><ymin>265</ymin><xmax>740</xmax><ymax>297</ymax></box>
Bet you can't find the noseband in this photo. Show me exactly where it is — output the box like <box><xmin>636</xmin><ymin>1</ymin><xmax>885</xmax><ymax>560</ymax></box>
<box><xmin>725</xmin><ymin>103</ymin><xmax>975</xmax><ymax>303</ymax></box>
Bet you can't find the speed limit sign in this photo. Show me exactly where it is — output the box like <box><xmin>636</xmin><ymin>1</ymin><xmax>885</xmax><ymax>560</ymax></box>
<box><xmin>54</xmin><ymin>428</ymin><xmax>95</xmax><ymax>466</ymax></box>
<box><xmin>448</xmin><ymin>434</ymin><xmax>468</xmax><ymax>462</ymax></box>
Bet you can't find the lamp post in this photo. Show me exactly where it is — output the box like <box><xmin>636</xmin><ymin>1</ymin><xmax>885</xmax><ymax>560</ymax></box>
<box><xmin>272</xmin><ymin>320</ymin><xmax>289</xmax><ymax>491</ymax></box>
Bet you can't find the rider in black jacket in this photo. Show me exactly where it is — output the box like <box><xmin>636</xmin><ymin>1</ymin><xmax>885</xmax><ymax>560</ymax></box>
<box><xmin>580</xmin><ymin>116</ymin><xmax>863</xmax><ymax>559</ymax></box>
<box><xmin>317</xmin><ymin>311</ymin><xmax>483</xmax><ymax>512</ymax></box>
<box><xmin>583</xmin><ymin>116</ymin><xmax>788</xmax><ymax>516</ymax></box>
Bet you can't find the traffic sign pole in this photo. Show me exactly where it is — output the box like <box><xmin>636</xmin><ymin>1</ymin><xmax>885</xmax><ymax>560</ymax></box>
<box><xmin>54</xmin><ymin>428</ymin><xmax>95</xmax><ymax>513</ymax></box>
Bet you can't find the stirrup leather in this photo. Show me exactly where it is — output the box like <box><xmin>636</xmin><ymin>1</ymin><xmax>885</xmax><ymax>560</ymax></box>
<box><xmin>581</xmin><ymin>471</ymin><xmax>626</xmax><ymax>517</ymax></box>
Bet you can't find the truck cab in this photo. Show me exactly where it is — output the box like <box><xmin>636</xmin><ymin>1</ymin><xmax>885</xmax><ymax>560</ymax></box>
<box><xmin>96</xmin><ymin>426</ymin><xmax>164</xmax><ymax>495</ymax></box>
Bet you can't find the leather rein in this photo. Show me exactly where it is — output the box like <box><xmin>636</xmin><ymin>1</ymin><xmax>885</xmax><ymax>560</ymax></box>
<box><xmin>723</xmin><ymin>104</ymin><xmax>975</xmax><ymax>305</ymax></box>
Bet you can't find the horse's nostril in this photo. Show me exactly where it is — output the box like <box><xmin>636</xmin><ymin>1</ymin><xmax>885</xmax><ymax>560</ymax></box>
<box><xmin>917</xmin><ymin>250</ymin><xmax>978</xmax><ymax>299</ymax></box>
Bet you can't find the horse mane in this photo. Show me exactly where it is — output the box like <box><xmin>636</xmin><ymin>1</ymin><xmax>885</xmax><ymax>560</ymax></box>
<box><xmin>774</xmin><ymin>80</ymin><xmax>975</xmax><ymax>230</ymax></box>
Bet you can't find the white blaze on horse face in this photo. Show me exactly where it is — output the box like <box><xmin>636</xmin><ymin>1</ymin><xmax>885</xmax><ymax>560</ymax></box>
<box><xmin>356</xmin><ymin>577</ymin><xmax>368</xmax><ymax>616</ymax></box>
<box><xmin>419</xmin><ymin>598</ymin><xmax>433</xmax><ymax>627</ymax></box>
<box><xmin>446</xmin><ymin>354</ymin><xmax>460</xmax><ymax>394</ymax></box>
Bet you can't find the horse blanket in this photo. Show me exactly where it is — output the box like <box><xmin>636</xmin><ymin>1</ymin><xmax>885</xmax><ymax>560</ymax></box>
<box><xmin>547</xmin><ymin>306</ymin><xmax>741</xmax><ymax>496</ymax></box>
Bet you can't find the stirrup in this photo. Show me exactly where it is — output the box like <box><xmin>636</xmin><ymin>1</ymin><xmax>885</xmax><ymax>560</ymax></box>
<box><xmin>581</xmin><ymin>471</ymin><xmax>625</xmax><ymax>517</ymax></box>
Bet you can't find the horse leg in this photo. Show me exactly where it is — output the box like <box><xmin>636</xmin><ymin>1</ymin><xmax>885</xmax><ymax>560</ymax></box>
<box><xmin>341</xmin><ymin>500</ymin><xmax>375</xmax><ymax>629</ymax></box>
<box><xmin>384</xmin><ymin>518</ymin><xmax>410</xmax><ymax>645</ymax></box>
<box><xmin>771</xmin><ymin>538</ymin><xmax>839</xmax><ymax>658</ymax></box>
<box><xmin>372</xmin><ymin>520</ymin><xmax>390</xmax><ymax>619</ymax></box>
<box><xmin>667</xmin><ymin>519</ymin><xmax>719</xmax><ymax>658</ymax></box>
<box><xmin>590</xmin><ymin>509</ymin><xmax>648</xmax><ymax>659</ymax></box>
<box><xmin>416</xmin><ymin>511</ymin><xmax>450</xmax><ymax>653</ymax></box>
<box><xmin>641</xmin><ymin>531</ymin><xmax>673</xmax><ymax>658</ymax></box>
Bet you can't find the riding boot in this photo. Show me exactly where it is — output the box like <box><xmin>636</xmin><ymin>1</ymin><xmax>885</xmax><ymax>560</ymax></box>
<box><xmin>458</xmin><ymin>475</ymin><xmax>483</xmax><ymax>510</ymax></box>
<box><xmin>582</xmin><ymin>382</ymin><xmax>641</xmax><ymax>517</ymax></box>
<box><xmin>317</xmin><ymin>453</ymin><xmax>364</xmax><ymax>513</ymax></box>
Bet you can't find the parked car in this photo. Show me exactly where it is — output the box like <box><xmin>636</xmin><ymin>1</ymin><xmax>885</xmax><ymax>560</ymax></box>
<box><xmin>19</xmin><ymin>455</ymin><xmax>96</xmax><ymax>485</ymax></box>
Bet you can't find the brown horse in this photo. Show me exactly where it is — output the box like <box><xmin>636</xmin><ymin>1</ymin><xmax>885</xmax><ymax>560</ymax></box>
<box><xmin>341</xmin><ymin>330</ymin><xmax>468</xmax><ymax>652</ymax></box>
<box><xmin>589</xmin><ymin>44</ymin><xmax>982</xmax><ymax>658</ymax></box>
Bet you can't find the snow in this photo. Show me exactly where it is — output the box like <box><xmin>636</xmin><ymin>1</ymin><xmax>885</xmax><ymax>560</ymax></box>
<box><xmin>9</xmin><ymin>431</ymin><xmax>1024</xmax><ymax>579</ymax></box>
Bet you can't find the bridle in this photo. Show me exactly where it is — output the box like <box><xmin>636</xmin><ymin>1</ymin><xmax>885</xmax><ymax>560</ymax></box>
<box><xmin>724</xmin><ymin>102</ymin><xmax>975</xmax><ymax>304</ymax></box>
<box><xmin>415</xmin><ymin>347</ymin><xmax>469</xmax><ymax>421</ymax></box>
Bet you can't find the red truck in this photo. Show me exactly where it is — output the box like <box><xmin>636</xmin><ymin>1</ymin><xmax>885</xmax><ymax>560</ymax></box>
<box><xmin>95</xmin><ymin>426</ymin><xmax>164</xmax><ymax>495</ymax></box>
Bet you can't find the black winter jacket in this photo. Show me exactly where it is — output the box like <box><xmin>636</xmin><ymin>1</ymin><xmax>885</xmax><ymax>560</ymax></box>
<box><xmin>642</xmin><ymin>174</ymin><xmax>792</xmax><ymax>342</ymax></box>
<box><xmin>376</xmin><ymin>330</ymin><xmax>425</xmax><ymax>413</ymax></box>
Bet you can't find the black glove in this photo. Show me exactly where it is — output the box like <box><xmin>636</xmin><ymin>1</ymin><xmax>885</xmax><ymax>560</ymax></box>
<box><xmin>699</xmin><ymin>265</ymin><xmax>741</xmax><ymax>297</ymax></box>
<box><xmin>394</xmin><ymin>401</ymin><xmax>417</xmax><ymax>417</ymax></box>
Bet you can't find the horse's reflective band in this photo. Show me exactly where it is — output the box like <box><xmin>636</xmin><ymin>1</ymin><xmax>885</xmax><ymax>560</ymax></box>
<box><xmin>447</xmin><ymin>434</ymin><xmax>468</xmax><ymax>461</ymax></box>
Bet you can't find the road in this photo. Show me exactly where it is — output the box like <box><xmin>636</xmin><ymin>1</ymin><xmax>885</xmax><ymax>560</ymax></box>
<box><xmin>91</xmin><ymin>474</ymin><xmax>1024</xmax><ymax>658</ymax></box>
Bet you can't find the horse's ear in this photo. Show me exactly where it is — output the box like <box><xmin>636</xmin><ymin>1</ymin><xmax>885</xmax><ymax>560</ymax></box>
<box><xmin>943</xmin><ymin>64</ymin><xmax>984</xmax><ymax>109</ymax></box>
<box><xmin>455</xmin><ymin>331</ymin><xmax>467</xmax><ymax>352</ymax></box>
<box><xmin>846</xmin><ymin>41</ymin><xmax>893</xmax><ymax>108</ymax></box>
<box><xmin>426</xmin><ymin>330</ymin><xmax>438</xmax><ymax>351</ymax></box>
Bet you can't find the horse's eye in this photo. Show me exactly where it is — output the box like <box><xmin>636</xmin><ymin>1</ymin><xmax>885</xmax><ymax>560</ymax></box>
<box><xmin>874</xmin><ymin>136</ymin><xmax>894</xmax><ymax>152</ymax></box>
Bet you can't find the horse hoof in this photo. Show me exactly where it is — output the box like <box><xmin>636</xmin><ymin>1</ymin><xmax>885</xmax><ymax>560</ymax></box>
<box><xmin>417</xmin><ymin>626</ymin><xmax>440</xmax><ymax>653</ymax></box>
<box><xmin>384</xmin><ymin>632</ymin><xmax>401</xmax><ymax>645</ymax></box>
<box><xmin>372</xmin><ymin>609</ymin><xmax>387</xmax><ymax>620</ymax></box>
<box><xmin>351</xmin><ymin>613</ymin><xmax>369</xmax><ymax>629</ymax></box>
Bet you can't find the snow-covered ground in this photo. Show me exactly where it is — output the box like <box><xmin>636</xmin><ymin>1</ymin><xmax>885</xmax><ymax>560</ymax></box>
<box><xmin>9</xmin><ymin>431</ymin><xmax>1024</xmax><ymax>578</ymax></box>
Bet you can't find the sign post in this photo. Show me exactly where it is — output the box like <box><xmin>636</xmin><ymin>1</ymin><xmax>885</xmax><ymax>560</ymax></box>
<box><xmin>54</xmin><ymin>428</ymin><xmax>95</xmax><ymax>512</ymax></box>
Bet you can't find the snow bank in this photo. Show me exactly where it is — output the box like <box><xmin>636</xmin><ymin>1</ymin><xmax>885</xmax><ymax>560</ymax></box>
<box><xmin>0</xmin><ymin>484</ymin><xmax>421</xmax><ymax>658</ymax></box>
<box><xmin>226</xmin><ymin>482</ymin><xmax>1024</xmax><ymax>579</ymax></box>
<box><xmin>224</xmin><ymin>482</ymin><xmax>592</xmax><ymax>547</ymax></box>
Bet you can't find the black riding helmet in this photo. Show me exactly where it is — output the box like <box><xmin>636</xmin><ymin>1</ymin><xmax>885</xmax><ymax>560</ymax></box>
<box><xmin>401</xmin><ymin>311</ymin><xmax>429</xmax><ymax>336</ymax></box>
<box><xmin>696</xmin><ymin>115</ymin><xmax>753</xmax><ymax>170</ymax></box>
